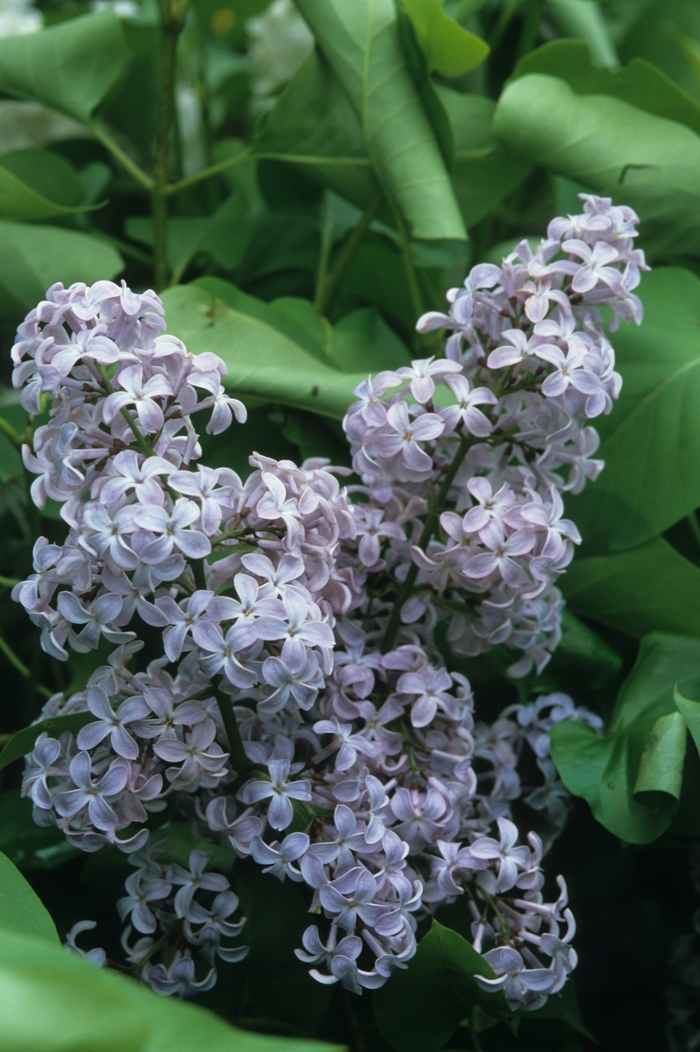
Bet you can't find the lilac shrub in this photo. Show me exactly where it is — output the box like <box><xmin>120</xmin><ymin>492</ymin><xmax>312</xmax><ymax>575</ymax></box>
<box><xmin>14</xmin><ymin>194</ymin><xmax>644</xmax><ymax>1008</ymax></box>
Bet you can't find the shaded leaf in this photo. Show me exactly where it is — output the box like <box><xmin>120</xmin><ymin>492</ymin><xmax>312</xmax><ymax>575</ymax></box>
<box><xmin>550</xmin><ymin>633</ymin><xmax>700</xmax><ymax>842</ymax></box>
<box><xmin>400</xmin><ymin>0</ymin><xmax>488</xmax><ymax>77</ymax></box>
<box><xmin>293</xmin><ymin>0</ymin><xmax>466</xmax><ymax>241</ymax></box>
<box><xmin>561</xmin><ymin>537</ymin><xmax>700</xmax><ymax>638</ymax></box>
<box><xmin>567</xmin><ymin>267</ymin><xmax>700</xmax><ymax>552</ymax></box>
<box><xmin>373</xmin><ymin>920</ymin><xmax>510</xmax><ymax>1052</ymax></box>
<box><xmin>436</xmin><ymin>85</ymin><xmax>532</xmax><ymax>229</ymax></box>
<box><xmin>675</xmin><ymin>688</ymin><xmax>700</xmax><ymax>760</ymax></box>
<box><xmin>0</xmin><ymin>221</ymin><xmax>123</xmax><ymax>312</ymax></box>
<box><xmin>0</xmin><ymin>793</ymin><xmax>76</xmax><ymax>873</ymax></box>
<box><xmin>253</xmin><ymin>49</ymin><xmax>377</xmax><ymax>213</ymax></box>
<box><xmin>0</xmin><ymin>712</ymin><xmax>93</xmax><ymax>772</ymax></box>
<box><xmin>161</xmin><ymin>282</ymin><xmax>366</xmax><ymax>419</ymax></box>
<box><xmin>0</xmin><ymin>11</ymin><xmax>131</xmax><ymax>123</ymax></box>
<box><xmin>0</xmin><ymin>149</ymin><xmax>90</xmax><ymax>220</ymax></box>
<box><xmin>0</xmin><ymin>926</ymin><xmax>340</xmax><ymax>1052</ymax></box>
<box><xmin>492</xmin><ymin>72</ymin><xmax>700</xmax><ymax>259</ymax></box>
<box><xmin>0</xmin><ymin>851</ymin><xmax>58</xmax><ymax>945</ymax></box>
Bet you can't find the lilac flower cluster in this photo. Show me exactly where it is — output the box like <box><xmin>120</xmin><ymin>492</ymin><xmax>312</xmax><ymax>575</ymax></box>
<box><xmin>13</xmin><ymin>194</ymin><xmax>641</xmax><ymax>1008</ymax></box>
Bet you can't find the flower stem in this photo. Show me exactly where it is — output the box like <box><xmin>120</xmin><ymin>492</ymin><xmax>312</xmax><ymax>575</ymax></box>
<box><xmin>314</xmin><ymin>188</ymin><xmax>383</xmax><ymax>315</ymax></box>
<box><xmin>153</xmin><ymin>0</ymin><xmax>188</xmax><ymax>291</ymax></box>
<box><xmin>90</xmin><ymin>123</ymin><xmax>155</xmax><ymax>193</ymax></box>
<box><xmin>0</xmin><ymin>631</ymin><xmax>51</xmax><ymax>697</ymax></box>
<box><xmin>216</xmin><ymin>691</ymin><xmax>249</xmax><ymax>777</ymax></box>
<box><xmin>382</xmin><ymin>431</ymin><xmax>472</xmax><ymax>653</ymax></box>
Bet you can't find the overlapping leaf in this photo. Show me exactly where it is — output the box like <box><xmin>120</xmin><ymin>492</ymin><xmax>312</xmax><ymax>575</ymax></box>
<box><xmin>550</xmin><ymin>633</ymin><xmax>700</xmax><ymax>843</ymax></box>
<box><xmin>162</xmin><ymin>281</ymin><xmax>368</xmax><ymax>419</ymax></box>
<box><xmin>492</xmin><ymin>72</ymin><xmax>700</xmax><ymax>259</ymax></box>
<box><xmin>400</xmin><ymin>0</ymin><xmax>489</xmax><ymax>77</ymax></box>
<box><xmin>0</xmin><ymin>11</ymin><xmax>131</xmax><ymax>123</ymax></box>
<box><xmin>0</xmin><ymin>222</ymin><xmax>123</xmax><ymax>311</ymax></box>
<box><xmin>292</xmin><ymin>0</ymin><xmax>465</xmax><ymax>241</ymax></box>
<box><xmin>373</xmin><ymin>920</ymin><xmax>509</xmax><ymax>1052</ymax></box>
<box><xmin>514</xmin><ymin>39</ymin><xmax>700</xmax><ymax>135</ymax></box>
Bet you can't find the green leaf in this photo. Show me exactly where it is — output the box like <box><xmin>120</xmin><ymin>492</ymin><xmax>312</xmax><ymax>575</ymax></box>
<box><xmin>534</xmin><ymin>608</ymin><xmax>623</xmax><ymax>694</ymax></box>
<box><xmin>126</xmin><ymin>194</ymin><xmax>251</xmax><ymax>284</ymax></box>
<box><xmin>0</xmin><ymin>851</ymin><xmax>59</xmax><ymax>944</ymax></box>
<box><xmin>0</xmin><ymin>221</ymin><xmax>123</xmax><ymax>312</ymax></box>
<box><xmin>492</xmin><ymin>72</ymin><xmax>700</xmax><ymax>260</ymax></box>
<box><xmin>292</xmin><ymin>0</ymin><xmax>466</xmax><ymax>241</ymax></box>
<box><xmin>0</xmin><ymin>926</ymin><xmax>340</xmax><ymax>1052</ymax></box>
<box><xmin>225</xmin><ymin>868</ymin><xmax>335</xmax><ymax>1034</ymax></box>
<box><xmin>0</xmin><ymin>712</ymin><xmax>94</xmax><ymax>772</ymax></box>
<box><xmin>566</xmin><ymin>267</ymin><xmax>700</xmax><ymax>552</ymax></box>
<box><xmin>162</xmin><ymin>281</ymin><xmax>368</xmax><ymax>419</ymax></box>
<box><xmin>400</xmin><ymin>0</ymin><xmax>489</xmax><ymax>77</ymax></box>
<box><xmin>550</xmin><ymin>632</ymin><xmax>700</xmax><ymax>842</ymax></box>
<box><xmin>675</xmin><ymin>687</ymin><xmax>700</xmax><ymax>760</ymax></box>
<box><xmin>253</xmin><ymin>49</ymin><xmax>377</xmax><ymax>213</ymax></box>
<box><xmin>0</xmin><ymin>11</ymin><xmax>131</xmax><ymax>123</ymax></box>
<box><xmin>436</xmin><ymin>85</ymin><xmax>532</xmax><ymax>229</ymax></box>
<box><xmin>562</xmin><ymin>537</ymin><xmax>700</xmax><ymax>639</ymax></box>
<box><xmin>0</xmin><ymin>149</ymin><xmax>92</xmax><ymax>220</ymax></box>
<box><xmin>0</xmin><ymin>793</ymin><xmax>76</xmax><ymax>873</ymax></box>
<box><xmin>373</xmin><ymin>920</ymin><xmax>510</xmax><ymax>1052</ymax></box>
<box><xmin>513</xmin><ymin>40</ymin><xmax>700</xmax><ymax>136</ymax></box>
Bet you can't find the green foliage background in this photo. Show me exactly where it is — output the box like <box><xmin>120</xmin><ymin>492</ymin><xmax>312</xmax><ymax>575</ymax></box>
<box><xmin>1</xmin><ymin>0</ymin><xmax>700</xmax><ymax>1050</ymax></box>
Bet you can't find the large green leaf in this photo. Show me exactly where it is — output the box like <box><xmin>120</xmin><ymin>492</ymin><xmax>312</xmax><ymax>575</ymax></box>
<box><xmin>492</xmin><ymin>72</ymin><xmax>700</xmax><ymax>259</ymax></box>
<box><xmin>401</xmin><ymin>0</ymin><xmax>488</xmax><ymax>77</ymax></box>
<box><xmin>0</xmin><ymin>852</ymin><xmax>58</xmax><ymax>945</ymax></box>
<box><xmin>550</xmin><ymin>633</ymin><xmax>700</xmax><ymax>843</ymax></box>
<box><xmin>0</xmin><ymin>927</ymin><xmax>340</xmax><ymax>1052</ymax></box>
<box><xmin>161</xmin><ymin>282</ymin><xmax>367</xmax><ymax>419</ymax></box>
<box><xmin>292</xmin><ymin>0</ymin><xmax>466</xmax><ymax>241</ymax></box>
<box><xmin>373</xmin><ymin>920</ymin><xmax>510</xmax><ymax>1052</ymax></box>
<box><xmin>562</xmin><ymin>537</ymin><xmax>700</xmax><ymax>638</ymax></box>
<box><xmin>514</xmin><ymin>40</ymin><xmax>700</xmax><ymax>135</ymax></box>
<box><xmin>567</xmin><ymin>267</ymin><xmax>700</xmax><ymax>552</ymax></box>
<box><xmin>0</xmin><ymin>222</ymin><xmax>123</xmax><ymax>312</ymax></box>
<box><xmin>0</xmin><ymin>11</ymin><xmax>131</xmax><ymax>123</ymax></box>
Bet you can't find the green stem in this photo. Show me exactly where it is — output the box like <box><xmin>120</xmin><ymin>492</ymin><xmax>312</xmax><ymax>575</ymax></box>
<box><xmin>390</xmin><ymin>201</ymin><xmax>425</xmax><ymax>324</ymax></box>
<box><xmin>314</xmin><ymin>188</ymin><xmax>382</xmax><ymax>315</ymax></box>
<box><xmin>165</xmin><ymin>150</ymin><xmax>370</xmax><ymax>197</ymax></box>
<box><xmin>0</xmin><ymin>415</ymin><xmax>23</xmax><ymax>448</ymax></box>
<box><xmin>191</xmin><ymin>558</ymin><xmax>207</xmax><ymax>592</ymax></box>
<box><xmin>216</xmin><ymin>692</ymin><xmax>249</xmax><ymax>776</ymax></box>
<box><xmin>153</xmin><ymin>0</ymin><xmax>188</xmax><ymax>291</ymax></box>
<box><xmin>382</xmin><ymin>432</ymin><xmax>472</xmax><ymax>653</ymax></box>
<box><xmin>90</xmin><ymin>123</ymin><xmax>154</xmax><ymax>193</ymax></box>
<box><xmin>0</xmin><ymin>632</ymin><xmax>51</xmax><ymax>697</ymax></box>
<box><xmin>0</xmin><ymin>575</ymin><xmax>21</xmax><ymax>588</ymax></box>
<box><xmin>468</xmin><ymin>1011</ymin><xmax>484</xmax><ymax>1052</ymax></box>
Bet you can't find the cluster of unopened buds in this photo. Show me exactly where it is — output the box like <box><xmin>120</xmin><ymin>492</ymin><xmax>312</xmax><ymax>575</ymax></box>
<box><xmin>14</xmin><ymin>195</ymin><xmax>643</xmax><ymax>1008</ymax></box>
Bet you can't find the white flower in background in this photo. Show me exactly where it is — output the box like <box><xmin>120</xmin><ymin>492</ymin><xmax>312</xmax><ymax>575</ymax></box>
<box><xmin>246</xmin><ymin>0</ymin><xmax>313</xmax><ymax>115</ymax></box>
<box><xmin>0</xmin><ymin>0</ymin><xmax>40</xmax><ymax>37</ymax></box>
<box><xmin>92</xmin><ymin>0</ymin><xmax>139</xmax><ymax>16</ymax></box>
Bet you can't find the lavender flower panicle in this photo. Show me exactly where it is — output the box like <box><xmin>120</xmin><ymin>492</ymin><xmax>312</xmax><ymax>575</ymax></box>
<box><xmin>14</xmin><ymin>195</ymin><xmax>644</xmax><ymax>1004</ymax></box>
